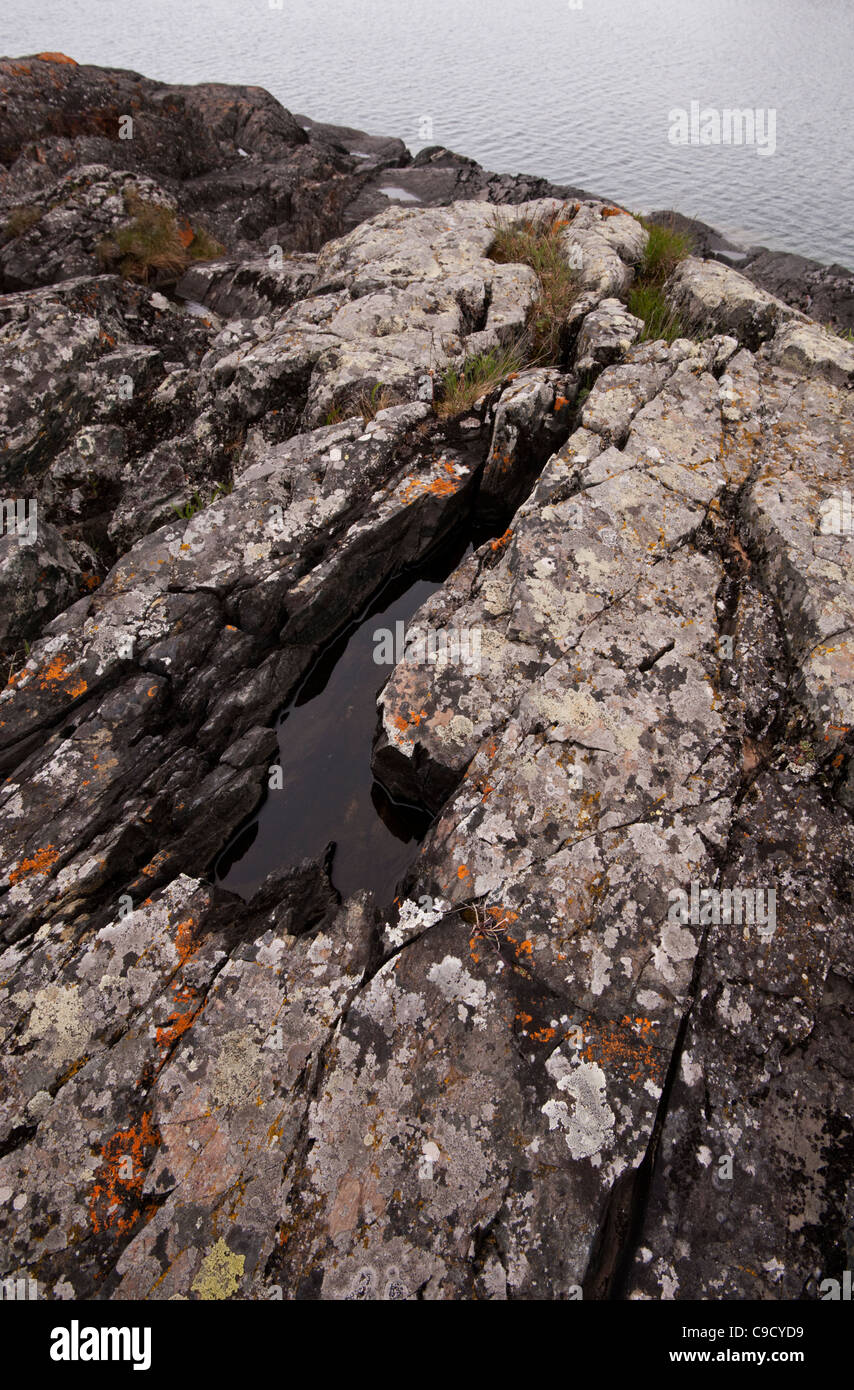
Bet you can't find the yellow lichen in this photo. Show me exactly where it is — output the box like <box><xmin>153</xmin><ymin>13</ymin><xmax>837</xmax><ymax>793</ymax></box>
<box><xmin>191</xmin><ymin>1238</ymin><xmax>245</xmax><ymax>1300</ymax></box>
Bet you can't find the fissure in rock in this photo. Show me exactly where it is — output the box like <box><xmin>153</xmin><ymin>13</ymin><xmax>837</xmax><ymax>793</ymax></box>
<box><xmin>214</xmin><ymin>518</ymin><xmax>493</xmax><ymax>906</ymax></box>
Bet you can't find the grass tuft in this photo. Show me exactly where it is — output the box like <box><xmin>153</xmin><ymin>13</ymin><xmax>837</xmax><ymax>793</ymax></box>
<box><xmin>637</xmin><ymin>219</ymin><xmax>693</xmax><ymax>285</ymax></box>
<box><xmin>489</xmin><ymin>204</ymin><xmax>580</xmax><ymax>364</ymax></box>
<box><xmin>171</xmin><ymin>480</ymin><xmax>232</xmax><ymax>521</ymax></box>
<box><xmin>3</xmin><ymin>205</ymin><xmax>43</xmax><ymax>240</ymax></box>
<box><xmin>435</xmin><ymin>204</ymin><xmax>580</xmax><ymax>418</ymax></box>
<box><xmin>435</xmin><ymin>343</ymin><xmax>524</xmax><ymax>418</ymax></box>
<box><xmin>628</xmin><ymin>216</ymin><xmax>693</xmax><ymax>343</ymax></box>
<box><xmin>627</xmin><ymin>284</ymin><xmax>687</xmax><ymax>344</ymax></box>
<box><xmin>5</xmin><ymin>638</ymin><xmax>31</xmax><ymax>688</ymax></box>
<box><xmin>187</xmin><ymin>225</ymin><xmax>226</xmax><ymax>264</ymax></box>
<box><xmin>357</xmin><ymin>381</ymin><xmax>393</xmax><ymax>423</ymax></box>
<box><xmin>98</xmin><ymin>192</ymin><xmax>224</xmax><ymax>284</ymax></box>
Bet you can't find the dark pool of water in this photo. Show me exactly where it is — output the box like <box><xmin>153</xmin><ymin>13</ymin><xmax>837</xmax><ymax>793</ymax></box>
<box><xmin>214</xmin><ymin>525</ymin><xmax>477</xmax><ymax>905</ymax></box>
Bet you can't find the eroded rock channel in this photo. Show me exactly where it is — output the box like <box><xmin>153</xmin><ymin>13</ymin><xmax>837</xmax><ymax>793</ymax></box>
<box><xmin>216</xmin><ymin>522</ymin><xmax>485</xmax><ymax>905</ymax></box>
<box><xmin>0</xmin><ymin>54</ymin><xmax>852</xmax><ymax>1303</ymax></box>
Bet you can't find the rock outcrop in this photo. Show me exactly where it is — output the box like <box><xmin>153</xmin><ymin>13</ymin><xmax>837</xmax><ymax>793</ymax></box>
<box><xmin>0</xmin><ymin>56</ymin><xmax>852</xmax><ymax>1303</ymax></box>
<box><xmin>646</xmin><ymin>210</ymin><xmax>854</xmax><ymax>334</ymax></box>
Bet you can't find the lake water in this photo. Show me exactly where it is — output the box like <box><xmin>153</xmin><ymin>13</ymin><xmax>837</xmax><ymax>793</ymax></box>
<box><xmin>3</xmin><ymin>0</ymin><xmax>852</xmax><ymax>265</ymax></box>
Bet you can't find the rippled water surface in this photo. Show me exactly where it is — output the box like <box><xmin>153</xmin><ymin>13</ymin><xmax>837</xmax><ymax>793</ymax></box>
<box><xmin>4</xmin><ymin>0</ymin><xmax>852</xmax><ymax>265</ymax></box>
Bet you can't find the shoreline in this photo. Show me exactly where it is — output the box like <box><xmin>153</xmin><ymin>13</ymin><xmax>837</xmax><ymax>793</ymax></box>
<box><xmin>1</xmin><ymin>55</ymin><xmax>852</xmax><ymax>332</ymax></box>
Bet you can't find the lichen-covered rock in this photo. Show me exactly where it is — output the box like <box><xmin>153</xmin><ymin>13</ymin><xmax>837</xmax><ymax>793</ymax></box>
<box><xmin>665</xmin><ymin>255</ymin><xmax>804</xmax><ymax>346</ymax></box>
<box><xmin>480</xmin><ymin>368</ymin><xmax>575</xmax><ymax>512</ymax></box>
<box><xmin>201</xmin><ymin>198</ymin><xmax>641</xmax><ymax>428</ymax></box>
<box><xmin>0</xmin><ymin>54</ymin><xmax>588</xmax><ymax>284</ymax></box>
<box><xmin>624</xmin><ymin>773</ymin><xmax>854</xmax><ymax>1300</ymax></box>
<box><xmin>0</xmin><ymin>166</ymin><xmax>199</xmax><ymax>292</ymax></box>
<box><xmin>0</xmin><ymin>518</ymin><xmax>82</xmax><ymax>654</ymax></box>
<box><xmin>175</xmin><ymin>254</ymin><xmax>318</xmax><ymax>320</ymax></box>
<box><xmin>0</xmin><ymin>59</ymin><xmax>852</xmax><ymax>1304</ymax></box>
<box><xmin>365</xmin><ymin>320</ymin><xmax>852</xmax><ymax>1299</ymax></box>
<box><xmin>574</xmin><ymin>296</ymin><xmax>644</xmax><ymax>374</ymax></box>
<box><xmin>768</xmin><ymin>316</ymin><xmax>854</xmax><ymax>386</ymax></box>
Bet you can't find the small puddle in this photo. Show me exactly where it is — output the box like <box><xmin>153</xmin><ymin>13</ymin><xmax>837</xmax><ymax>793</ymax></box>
<box><xmin>378</xmin><ymin>185</ymin><xmax>422</xmax><ymax>203</ymax></box>
<box><xmin>214</xmin><ymin>523</ymin><xmax>483</xmax><ymax>906</ymax></box>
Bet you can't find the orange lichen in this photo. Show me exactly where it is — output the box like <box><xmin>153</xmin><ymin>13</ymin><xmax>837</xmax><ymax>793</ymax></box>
<box><xmin>155</xmin><ymin>983</ymin><xmax>202</xmax><ymax>1057</ymax></box>
<box><xmin>173</xmin><ymin>915</ymin><xmax>199</xmax><ymax>968</ymax></box>
<box><xmin>490</xmin><ymin>527</ymin><xmax>513</xmax><ymax>551</ymax></box>
<box><xmin>139</xmin><ymin>849</ymin><xmax>171</xmax><ymax>878</ymax></box>
<box><xmin>152</xmin><ymin>917</ymin><xmax>204</xmax><ymax>1065</ymax></box>
<box><xmin>88</xmin><ymin>1111</ymin><xmax>160</xmax><ymax>1235</ymax></box>
<box><xmin>9</xmin><ymin>844</ymin><xmax>59</xmax><ymax>885</ymax></box>
<box><xmin>457</xmin><ymin>865</ymin><xmax>469</xmax><ymax>880</ymax></box>
<box><xmin>581</xmin><ymin>1014</ymin><xmax>662</xmax><ymax>1082</ymax></box>
<box><xmin>34</xmin><ymin>652</ymin><xmax>87</xmax><ymax>698</ymax></box>
<box><xmin>393</xmin><ymin>707</ymin><xmax>427</xmax><ymax>732</ymax></box>
<box><xmin>400</xmin><ymin>461</ymin><xmax>462</xmax><ymax>506</ymax></box>
<box><xmin>36</xmin><ymin>52</ymin><xmax>77</xmax><ymax>64</ymax></box>
<box><xmin>530</xmin><ymin>1025</ymin><xmax>556</xmax><ymax>1043</ymax></box>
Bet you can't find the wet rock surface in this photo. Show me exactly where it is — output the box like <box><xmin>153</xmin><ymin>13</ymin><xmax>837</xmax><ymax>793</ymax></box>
<box><xmin>0</xmin><ymin>58</ymin><xmax>852</xmax><ymax>1302</ymax></box>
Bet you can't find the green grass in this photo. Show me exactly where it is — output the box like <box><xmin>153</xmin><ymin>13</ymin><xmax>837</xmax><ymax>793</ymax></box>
<box><xmin>171</xmin><ymin>480</ymin><xmax>232</xmax><ymax>521</ymax></box>
<box><xmin>627</xmin><ymin>284</ymin><xmax>688</xmax><ymax>344</ymax></box>
<box><xmin>98</xmin><ymin>192</ymin><xmax>224</xmax><ymax>284</ymax></box>
<box><xmin>436</xmin><ymin>207</ymin><xmax>691</xmax><ymax>416</ymax></box>
<box><xmin>628</xmin><ymin>217</ymin><xmax>693</xmax><ymax>343</ymax></box>
<box><xmin>5</xmin><ymin>638</ymin><xmax>30</xmax><ymax>688</ymax></box>
<box><xmin>636</xmin><ymin>219</ymin><xmax>693</xmax><ymax>285</ymax></box>
<box><xmin>186</xmin><ymin>225</ymin><xmax>226</xmax><ymax>263</ymax></box>
<box><xmin>435</xmin><ymin>204</ymin><xmax>580</xmax><ymax>416</ymax></box>
<box><xmin>3</xmin><ymin>205</ymin><xmax>43</xmax><ymax>240</ymax></box>
<box><xmin>489</xmin><ymin>204</ymin><xmax>580</xmax><ymax>365</ymax></box>
<box><xmin>358</xmin><ymin>381</ymin><xmax>393</xmax><ymax>422</ymax></box>
<box><xmin>435</xmin><ymin>344</ymin><xmax>524</xmax><ymax>418</ymax></box>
